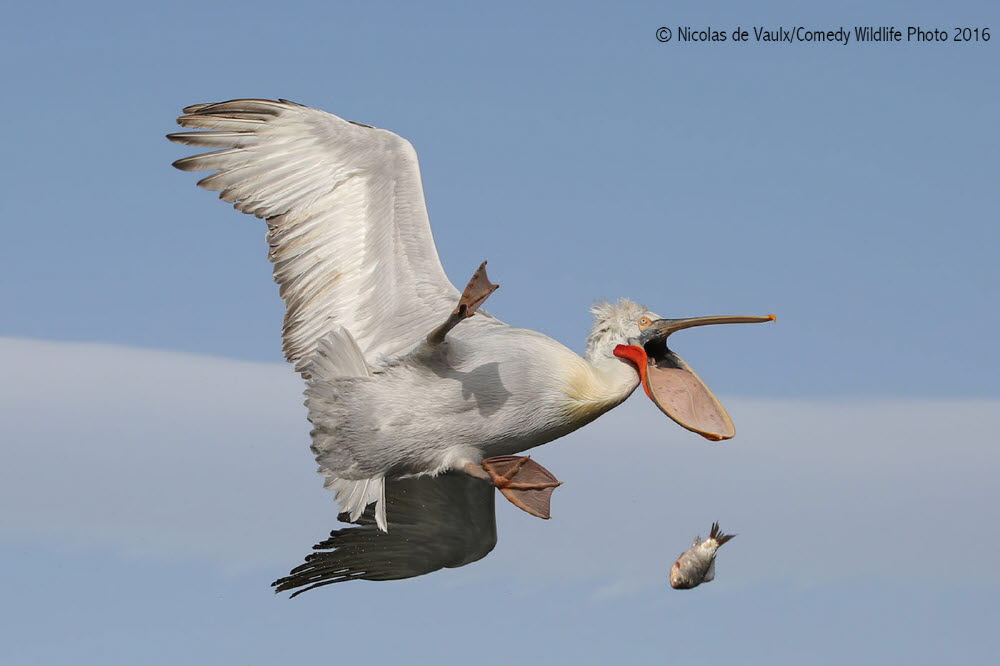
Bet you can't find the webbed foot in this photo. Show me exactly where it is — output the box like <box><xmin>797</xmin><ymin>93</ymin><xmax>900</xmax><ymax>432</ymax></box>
<box><xmin>481</xmin><ymin>455</ymin><xmax>562</xmax><ymax>519</ymax></box>
<box><xmin>427</xmin><ymin>261</ymin><xmax>499</xmax><ymax>344</ymax></box>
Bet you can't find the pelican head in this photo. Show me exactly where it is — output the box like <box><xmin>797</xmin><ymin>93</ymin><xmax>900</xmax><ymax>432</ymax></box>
<box><xmin>587</xmin><ymin>299</ymin><xmax>774</xmax><ymax>441</ymax></box>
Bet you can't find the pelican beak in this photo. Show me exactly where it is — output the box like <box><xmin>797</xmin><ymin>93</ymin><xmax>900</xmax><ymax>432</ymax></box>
<box><xmin>614</xmin><ymin>314</ymin><xmax>775</xmax><ymax>441</ymax></box>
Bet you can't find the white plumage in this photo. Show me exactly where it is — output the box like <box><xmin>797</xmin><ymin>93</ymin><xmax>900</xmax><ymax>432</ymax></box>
<box><xmin>169</xmin><ymin>99</ymin><xmax>773</xmax><ymax>594</ymax></box>
<box><xmin>171</xmin><ymin>98</ymin><xmax>459</xmax><ymax>371</ymax></box>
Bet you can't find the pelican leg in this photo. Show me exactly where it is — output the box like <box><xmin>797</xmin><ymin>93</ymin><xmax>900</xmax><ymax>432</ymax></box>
<box><xmin>426</xmin><ymin>261</ymin><xmax>499</xmax><ymax>344</ymax></box>
<box><xmin>480</xmin><ymin>455</ymin><xmax>562</xmax><ymax>520</ymax></box>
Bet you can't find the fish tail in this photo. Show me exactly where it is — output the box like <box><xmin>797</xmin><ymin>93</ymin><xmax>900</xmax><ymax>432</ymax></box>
<box><xmin>709</xmin><ymin>521</ymin><xmax>736</xmax><ymax>546</ymax></box>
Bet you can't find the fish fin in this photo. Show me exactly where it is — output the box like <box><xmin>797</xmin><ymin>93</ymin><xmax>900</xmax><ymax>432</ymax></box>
<box><xmin>709</xmin><ymin>521</ymin><xmax>736</xmax><ymax>546</ymax></box>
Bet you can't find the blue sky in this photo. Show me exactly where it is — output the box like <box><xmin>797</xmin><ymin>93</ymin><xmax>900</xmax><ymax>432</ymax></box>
<box><xmin>2</xmin><ymin>1</ymin><xmax>997</xmax><ymax>664</ymax></box>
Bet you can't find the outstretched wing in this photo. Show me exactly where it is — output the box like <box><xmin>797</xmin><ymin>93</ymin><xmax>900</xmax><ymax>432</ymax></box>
<box><xmin>272</xmin><ymin>472</ymin><xmax>497</xmax><ymax>597</ymax></box>
<box><xmin>169</xmin><ymin>99</ymin><xmax>461</xmax><ymax>370</ymax></box>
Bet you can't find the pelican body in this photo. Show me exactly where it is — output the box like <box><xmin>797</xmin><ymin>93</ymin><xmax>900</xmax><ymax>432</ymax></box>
<box><xmin>308</xmin><ymin>313</ymin><xmax>637</xmax><ymax>481</ymax></box>
<box><xmin>168</xmin><ymin>99</ymin><xmax>773</xmax><ymax>594</ymax></box>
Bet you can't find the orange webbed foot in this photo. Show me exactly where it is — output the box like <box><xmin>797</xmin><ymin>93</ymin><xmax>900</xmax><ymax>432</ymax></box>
<box><xmin>481</xmin><ymin>455</ymin><xmax>562</xmax><ymax>519</ymax></box>
<box><xmin>427</xmin><ymin>261</ymin><xmax>499</xmax><ymax>344</ymax></box>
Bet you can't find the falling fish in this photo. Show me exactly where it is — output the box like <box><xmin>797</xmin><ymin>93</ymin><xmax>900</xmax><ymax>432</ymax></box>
<box><xmin>669</xmin><ymin>522</ymin><xmax>735</xmax><ymax>589</ymax></box>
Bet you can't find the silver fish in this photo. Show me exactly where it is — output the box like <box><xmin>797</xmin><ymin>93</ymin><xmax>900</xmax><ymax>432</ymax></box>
<box><xmin>669</xmin><ymin>522</ymin><xmax>735</xmax><ymax>589</ymax></box>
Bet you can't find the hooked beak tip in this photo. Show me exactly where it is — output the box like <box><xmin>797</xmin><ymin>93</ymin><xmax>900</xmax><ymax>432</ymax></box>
<box><xmin>767</xmin><ymin>314</ymin><xmax>777</xmax><ymax>322</ymax></box>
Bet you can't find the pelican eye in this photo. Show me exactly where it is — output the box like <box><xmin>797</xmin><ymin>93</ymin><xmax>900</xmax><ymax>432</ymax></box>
<box><xmin>638</xmin><ymin>316</ymin><xmax>652</xmax><ymax>330</ymax></box>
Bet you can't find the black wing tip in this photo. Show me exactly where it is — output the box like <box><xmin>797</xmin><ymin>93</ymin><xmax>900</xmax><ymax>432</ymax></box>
<box><xmin>312</xmin><ymin>523</ymin><xmax>355</xmax><ymax>550</ymax></box>
<box><xmin>271</xmin><ymin>568</ymin><xmax>368</xmax><ymax>598</ymax></box>
<box><xmin>181</xmin><ymin>98</ymin><xmax>295</xmax><ymax>115</ymax></box>
<box><xmin>165</xmin><ymin>131</ymin><xmax>199</xmax><ymax>146</ymax></box>
<box><xmin>170</xmin><ymin>155</ymin><xmax>201</xmax><ymax>171</ymax></box>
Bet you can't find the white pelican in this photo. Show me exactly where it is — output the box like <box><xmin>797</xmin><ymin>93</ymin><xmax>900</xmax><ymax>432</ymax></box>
<box><xmin>169</xmin><ymin>99</ymin><xmax>774</xmax><ymax>595</ymax></box>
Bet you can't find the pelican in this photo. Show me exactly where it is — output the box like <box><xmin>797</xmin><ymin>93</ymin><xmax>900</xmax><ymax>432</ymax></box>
<box><xmin>169</xmin><ymin>99</ymin><xmax>773</xmax><ymax>595</ymax></box>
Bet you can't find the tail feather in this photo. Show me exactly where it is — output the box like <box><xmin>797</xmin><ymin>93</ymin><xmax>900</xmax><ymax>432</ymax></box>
<box><xmin>709</xmin><ymin>521</ymin><xmax>736</xmax><ymax>546</ymax></box>
<box><xmin>304</xmin><ymin>326</ymin><xmax>371</xmax><ymax>378</ymax></box>
<box><xmin>306</xmin><ymin>326</ymin><xmax>387</xmax><ymax>531</ymax></box>
<box><xmin>326</xmin><ymin>476</ymin><xmax>386</xmax><ymax>531</ymax></box>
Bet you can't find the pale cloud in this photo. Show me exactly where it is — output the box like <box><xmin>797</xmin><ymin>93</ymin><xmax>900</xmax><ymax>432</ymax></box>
<box><xmin>2</xmin><ymin>337</ymin><xmax>997</xmax><ymax>591</ymax></box>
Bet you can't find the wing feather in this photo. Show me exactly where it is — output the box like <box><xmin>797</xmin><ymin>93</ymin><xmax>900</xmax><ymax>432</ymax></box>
<box><xmin>169</xmin><ymin>98</ymin><xmax>461</xmax><ymax>370</ymax></box>
<box><xmin>272</xmin><ymin>473</ymin><xmax>497</xmax><ymax>596</ymax></box>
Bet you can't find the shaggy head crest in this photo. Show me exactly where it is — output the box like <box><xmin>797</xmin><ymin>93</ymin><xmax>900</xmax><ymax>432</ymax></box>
<box><xmin>584</xmin><ymin>298</ymin><xmax>658</xmax><ymax>360</ymax></box>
